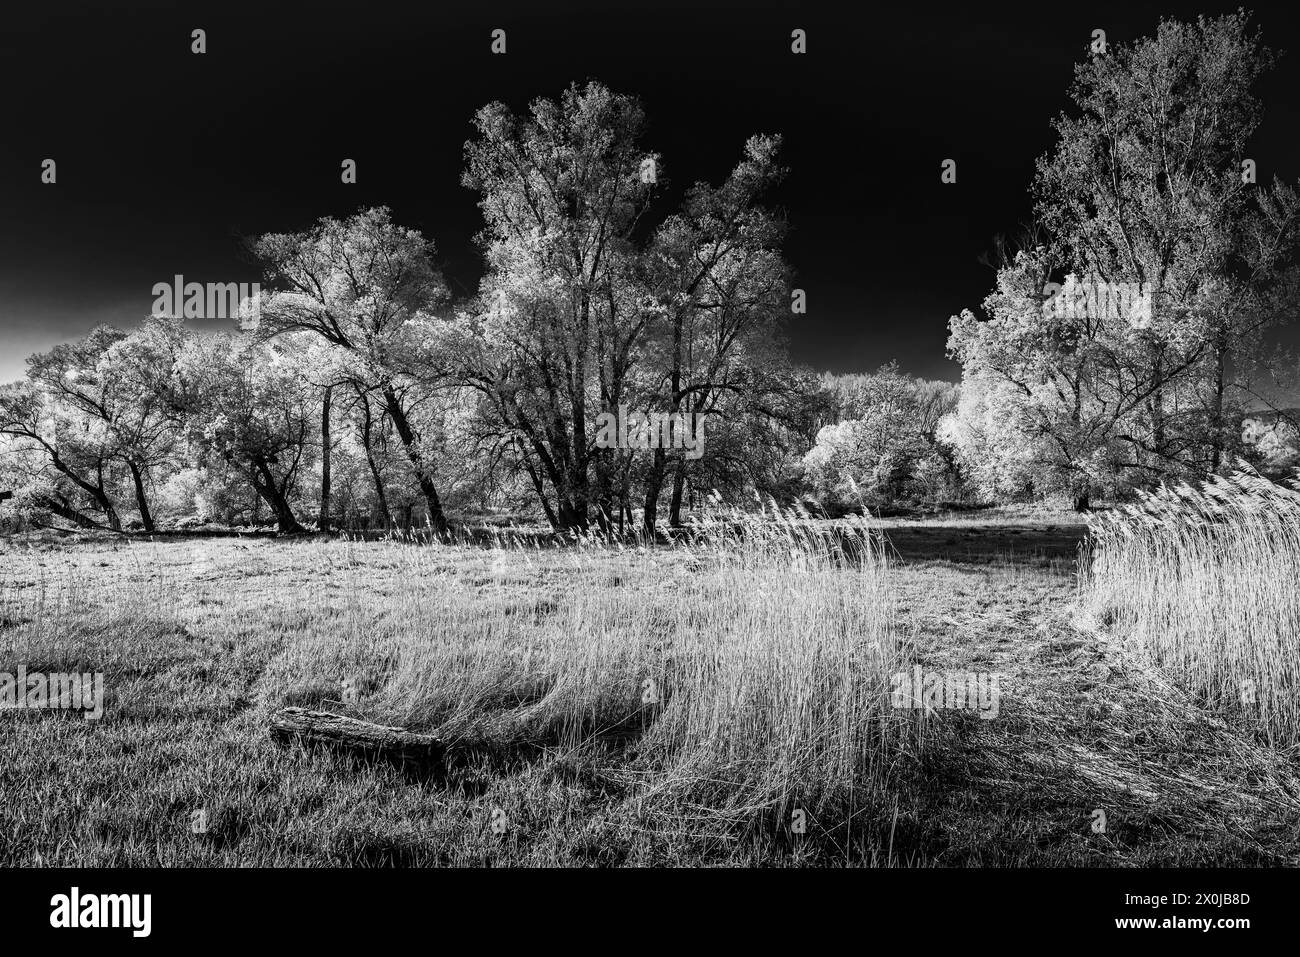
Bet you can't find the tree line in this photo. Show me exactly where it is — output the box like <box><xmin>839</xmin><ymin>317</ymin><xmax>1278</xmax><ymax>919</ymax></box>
<box><xmin>4</xmin><ymin>15</ymin><xmax>1299</xmax><ymax>533</ymax></box>
<box><xmin>1</xmin><ymin>84</ymin><xmax>822</xmax><ymax>535</ymax></box>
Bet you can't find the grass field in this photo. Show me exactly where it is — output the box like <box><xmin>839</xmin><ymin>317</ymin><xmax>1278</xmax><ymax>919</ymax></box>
<box><xmin>3</xmin><ymin>508</ymin><xmax>1299</xmax><ymax>866</ymax></box>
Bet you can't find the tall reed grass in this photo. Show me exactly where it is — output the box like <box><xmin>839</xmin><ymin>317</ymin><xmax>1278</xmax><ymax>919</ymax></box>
<box><xmin>1</xmin><ymin>505</ymin><xmax>912</xmax><ymax>858</ymax></box>
<box><xmin>345</xmin><ymin>505</ymin><xmax>913</xmax><ymax>843</ymax></box>
<box><xmin>1086</xmin><ymin>467</ymin><xmax>1300</xmax><ymax>748</ymax></box>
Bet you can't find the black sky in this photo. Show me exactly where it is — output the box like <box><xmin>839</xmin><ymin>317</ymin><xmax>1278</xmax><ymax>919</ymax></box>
<box><xmin>2</xmin><ymin>0</ymin><xmax>1298</xmax><ymax>385</ymax></box>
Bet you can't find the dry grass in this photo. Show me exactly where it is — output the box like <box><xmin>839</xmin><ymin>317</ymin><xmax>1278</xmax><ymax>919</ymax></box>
<box><xmin>4</xmin><ymin>503</ymin><xmax>1299</xmax><ymax>866</ymax></box>
<box><xmin>879</xmin><ymin>557</ymin><xmax>1300</xmax><ymax>865</ymax></box>
<box><xmin>1086</xmin><ymin>467</ymin><xmax>1300</xmax><ymax>750</ymax></box>
<box><xmin>0</xmin><ymin>511</ymin><xmax>915</xmax><ymax>865</ymax></box>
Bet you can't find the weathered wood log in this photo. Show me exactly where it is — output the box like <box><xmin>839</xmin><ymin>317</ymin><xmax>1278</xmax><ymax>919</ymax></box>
<box><xmin>269</xmin><ymin>707</ymin><xmax>444</xmax><ymax>776</ymax></box>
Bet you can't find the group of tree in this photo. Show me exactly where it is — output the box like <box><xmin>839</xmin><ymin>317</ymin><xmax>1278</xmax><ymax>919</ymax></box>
<box><xmin>0</xmin><ymin>83</ymin><xmax>829</xmax><ymax>535</ymax></box>
<box><xmin>945</xmin><ymin>11</ymin><xmax>1300</xmax><ymax>509</ymax></box>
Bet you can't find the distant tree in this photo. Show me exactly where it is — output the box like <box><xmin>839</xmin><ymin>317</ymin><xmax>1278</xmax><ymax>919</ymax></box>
<box><xmin>1241</xmin><ymin>409</ymin><xmax>1300</xmax><ymax>476</ymax></box>
<box><xmin>803</xmin><ymin>363</ymin><xmax>961</xmax><ymax>510</ymax></box>
<box><xmin>0</xmin><ymin>380</ymin><xmax>120</xmax><ymax>530</ymax></box>
<box><xmin>937</xmin><ymin>368</ymin><xmax>1065</xmax><ymax>503</ymax></box>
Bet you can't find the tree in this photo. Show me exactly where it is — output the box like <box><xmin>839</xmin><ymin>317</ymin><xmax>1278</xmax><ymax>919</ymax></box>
<box><xmin>639</xmin><ymin>136</ymin><xmax>790</xmax><ymax>529</ymax></box>
<box><xmin>459</xmin><ymin>82</ymin><xmax>657</xmax><ymax>531</ymax></box>
<box><xmin>803</xmin><ymin>364</ymin><xmax>960</xmax><ymax>510</ymax></box>
<box><xmin>948</xmin><ymin>253</ymin><xmax>1126</xmax><ymax>508</ymax></box>
<box><xmin>457</xmin><ymin>81</ymin><xmax>794</xmax><ymax>532</ymax></box>
<box><xmin>937</xmin><ymin>369</ymin><xmax>1067</xmax><ymax>503</ymax></box>
<box><xmin>175</xmin><ymin>334</ymin><xmax>315</xmax><ymax>533</ymax></box>
<box><xmin>250</xmin><ymin>206</ymin><xmax>452</xmax><ymax>534</ymax></box>
<box><xmin>949</xmin><ymin>12</ymin><xmax>1300</xmax><ymax>507</ymax></box>
<box><xmin>0</xmin><ymin>327</ymin><xmax>168</xmax><ymax>530</ymax></box>
<box><xmin>99</xmin><ymin>317</ymin><xmax>191</xmax><ymax>531</ymax></box>
<box><xmin>0</xmin><ymin>380</ymin><xmax>119</xmax><ymax>530</ymax></box>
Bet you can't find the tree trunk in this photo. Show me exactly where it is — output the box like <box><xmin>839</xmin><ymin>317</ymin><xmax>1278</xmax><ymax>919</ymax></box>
<box><xmin>35</xmin><ymin>494</ymin><xmax>105</xmax><ymax>530</ymax></box>
<box><xmin>642</xmin><ymin>448</ymin><xmax>666</xmax><ymax>535</ymax></box>
<box><xmin>668</xmin><ymin>458</ymin><xmax>687</xmax><ymax>527</ymax></box>
<box><xmin>521</xmin><ymin>451</ymin><xmax>560</xmax><ymax>529</ymax></box>
<box><xmin>252</xmin><ymin>459</ymin><xmax>305</xmax><ymax>533</ymax></box>
<box><xmin>647</xmin><ymin>296</ymin><xmax>685</xmax><ymax>536</ymax></box>
<box><xmin>1073</xmin><ymin>493</ymin><xmax>1090</xmax><ymax>512</ymax></box>
<box><xmin>367</xmin><ymin>464</ymin><xmax>390</xmax><ymax>529</ymax></box>
<box><xmin>591</xmin><ymin>450</ymin><xmax>613</xmax><ymax>535</ymax></box>
<box><xmin>94</xmin><ymin>461</ymin><xmax>122</xmax><ymax>532</ymax></box>
<box><xmin>319</xmin><ymin>384</ymin><xmax>332</xmax><ymax>532</ymax></box>
<box><xmin>126</xmin><ymin>460</ymin><xmax>155</xmax><ymax>532</ymax></box>
<box><xmin>269</xmin><ymin>707</ymin><xmax>444</xmax><ymax>777</ymax></box>
<box><xmin>382</xmin><ymin>385</ymin><xmax>447</xmax><ymax>536</ymax></box>
<box><xmin>358</xmin><ymin>396</ymin><xmax>392</xmax><ymax>529</ymax></box>
<box><xmin>100</xmin><ymin>496</ymin><xmax>122</xmax><ymax>532</ymax></box>
<box><xmin>1209</xmin><ymin>335</ymin><xmax>1228</xmax><ymax>473</ymax></box>
<box><xmin>47</xmin><ymin>449</ymin><xmax>120</xmax><ymax>530</ymax></box>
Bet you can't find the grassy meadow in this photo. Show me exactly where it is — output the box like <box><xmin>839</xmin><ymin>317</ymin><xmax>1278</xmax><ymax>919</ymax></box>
<box><xmin>3</xmin><ymin>501</ymin><xmax>1300</xmax><ymax>866</ymax></box>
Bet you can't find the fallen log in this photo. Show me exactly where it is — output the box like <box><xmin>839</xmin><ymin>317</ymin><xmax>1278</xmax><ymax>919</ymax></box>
<box><xmin>269</xmin><ymin>707</ymin><xmax>445</xmax><ymax>776</ymax></box>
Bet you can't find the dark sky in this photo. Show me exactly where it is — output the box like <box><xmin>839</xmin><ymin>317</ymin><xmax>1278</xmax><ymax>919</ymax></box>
<box><xmin>2</xmin><ymin>1</ymin><xmax>1298</xmax><ymax>385</ymax></box>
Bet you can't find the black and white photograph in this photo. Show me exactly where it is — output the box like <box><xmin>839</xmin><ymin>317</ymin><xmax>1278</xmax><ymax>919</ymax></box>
<box><xmin>2</xmin><ymin>0</ymin><xmax>1298</xmax><ymax>940</ymax></box>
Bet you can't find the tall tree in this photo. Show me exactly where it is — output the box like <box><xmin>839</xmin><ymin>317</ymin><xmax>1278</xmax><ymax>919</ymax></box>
<box><xmin>458</xmin><ymin>82</ymin><xmax>793</xmax><ymax>532</ymax></box>
<box><xmin>950</xmin><ymin>12</ymin><xmax>1300</xmax><ymax>506</ymax></box>
<box><xmin>639</xmin><ymin>134</ymin><xmax>789</xmax><ymax>530</ymax></box>
<box><xmin>461</xmin><ymin>82</ymin><xmax>656</xmax><ymax>531</ymax></box>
